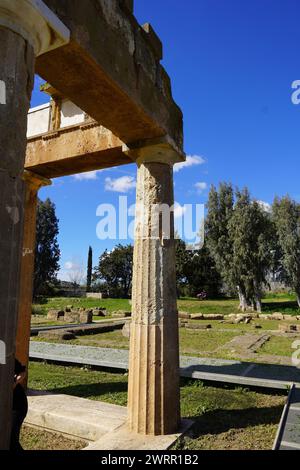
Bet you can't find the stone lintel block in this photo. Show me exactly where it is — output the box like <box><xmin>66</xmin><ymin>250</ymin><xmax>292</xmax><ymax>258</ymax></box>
<box><xmin>38</xmin><ymin>0</ymin><xmax>183</xmax><ymax>148</ymax></box>
<box><xmin>142</xmin><ymin>23</ymin><xmax>163</xmax><ymax>62</ymax></box>
<box><xmin>119</xmin><ymin>0</ymin><xmax>134</xmax><ymax>13</ymax></box>
<box><xmin>0</xmin><ymin>0</ymin><xmax>70</xmax><ymax>56</ymax></box>
<box><xmin>25</xmin><ymin>122</ymin><xmax>128</xmax><ymax>179</ymax></box>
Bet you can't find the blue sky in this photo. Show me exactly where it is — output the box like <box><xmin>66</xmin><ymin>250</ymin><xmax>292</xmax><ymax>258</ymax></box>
<box><xmin>32</xmin><ymin>0</ymin><xmax>300</xmax><ymax>279</ymax></box>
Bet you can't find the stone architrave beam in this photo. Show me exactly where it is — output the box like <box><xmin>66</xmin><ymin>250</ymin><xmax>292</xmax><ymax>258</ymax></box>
<box><xmin>36</xmin><ymin>0</ymin><xmax>183</xmax><ymax>149</ymax></box>
<box><xmin>25</xmin><ymin>122</ymin><xmax>131</xmax><ymax>178</ymax></box>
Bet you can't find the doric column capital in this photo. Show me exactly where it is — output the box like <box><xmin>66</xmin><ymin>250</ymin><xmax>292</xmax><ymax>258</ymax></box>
<box><xmin>0</xmin><ymin>0</ymin><xmax>70</xmax><ymax>56</ymax></box>
<box><xmin>123</xmin><ymin>135</ymin><xmax>185</xmax><ymax>167</ymax></box>
<box><xmin>22</xmin><ymin>170</ymin><xmax>51</xmax><ymax>191</ymax></box>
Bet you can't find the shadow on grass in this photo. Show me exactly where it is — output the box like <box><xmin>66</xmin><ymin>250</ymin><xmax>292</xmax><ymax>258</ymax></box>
<box><xmin>188</xmin><ymin>405</ymin><xmax>283</xmax><ymax>438</ymax></box>
<box><xmin>39</xmin><ymin>381</ymin><xmax>128</xmax><ymax>399</ymax></box>
<box><xmin>262</xmin><ymin>300</ymin><xmax>299</xmax><ymax>313</ymax></box>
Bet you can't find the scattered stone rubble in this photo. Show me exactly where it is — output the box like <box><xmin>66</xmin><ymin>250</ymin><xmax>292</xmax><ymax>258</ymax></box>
<box><xmin>112</xmin><ymin>311</ymin><xmax>131</xmax><ymax>318</ymax></box>
<box><xmin>46</xmin><ymin>306</ymin><xmax>107</xmax><ymax>324</ymax></box>
<box><xmin>177</xmin><ymin>310</ymin><xmax>300</xmax><ymax>328</ymax></box>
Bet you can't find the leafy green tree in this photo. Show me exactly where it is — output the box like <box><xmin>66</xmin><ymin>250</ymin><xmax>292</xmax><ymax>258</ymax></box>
<box><xmin>206</xmin><ymin>182</ymin><xmax>237</xmax><ymax>294</ymax></box>
<box><xmin>183</xmin><ymin>245</ymin><xmax>222</xmax><ymax>298</ymax></box>
<box><xmin>86</xmin><ymin>246</ymin><xmax>93</xmax><ymax>292</ymax></box>
<box><xmin>272</xmin><ymin>196</ymin><xmax>300</xmax><ymax>307</ymax></box>
<box><xmin>206</xmin><ymin>183</ymin><xmax>274</xmax><ymax>311</ymax></box>
<box><xmin>93</xmin><ymin>244</ymin><xmax>133</xmax><ymax>298</ymax></box>
<box><xmin>34</xmin><ymin>198</ymin><xmax>60</xmax><ymax>298</ymax></box>
<box><xmin>175</xmin><ymin>237</ymin><xmax>190</xmax><ymax>296</ymax></box>
<box><xmin>228</xmin><ymin>189</ymin><xmax>274</xmax><ymax>312</ymax></box>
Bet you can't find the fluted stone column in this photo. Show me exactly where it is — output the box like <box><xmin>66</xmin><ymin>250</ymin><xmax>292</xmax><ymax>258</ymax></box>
<box><xmin>16</xmin><ymin>172</ymin><xmax>51</xmax><ymax>385</ymax></box>
<box><xmin>0</xmin><ymin>0</ymin><xmax>69</xmax><ymax>449</ymax></box>
<box><xmin>127</xmin><ymin>142</ymin><xmax>184</xmax><ymax>435</ymax></box>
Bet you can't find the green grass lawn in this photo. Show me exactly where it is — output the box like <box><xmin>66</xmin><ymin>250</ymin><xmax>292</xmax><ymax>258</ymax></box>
<box><xmin>258</xmin><ymin>336</ymin><xmax>298</xmax><ymax>357</ymax></box>
<box><xmin>32</xmin><ymin>293</ymin><xmax>300</xmax><ymax>321</ymax></box>
<box><xmin>25</xmin><ymin>362</ymin><xmax>285</xmax><ymax>450</ymax></box>
<box><xmin>20</xmin><ymin>426</ymin><xmax>85</xmax><ymax>450</ymax></box>
<box><xmin>30</xmin><ymin>294</ymin><xmax>300</xmax><ymax>362</ymax></box>
<box><xmin>32</xmin><ymin>328</ymin><xmax>239</xmax><ymax>355</ymax></box>
<box><xmin>32</xmin><ymin>297</ymin><xmax>132</xmax><ymax>317</ymax></box>
<box><xmin>32</xmin><ymin>317</ymin><xmax>296</xmax><ymax>360</ymax></box>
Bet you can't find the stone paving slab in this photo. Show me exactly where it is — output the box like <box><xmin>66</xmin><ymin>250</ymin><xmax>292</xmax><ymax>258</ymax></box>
<box><xmin>84</xmin><ymin>419</ymin><xmax>193</xmax><ymax>451</ymax></box>
<box><xmin>29</xmin><ymin>342</ymin><xmax>300</xmax><ymax>389</ymax></box>
<box><xmin>279</xmin><ymin>388</ymin><xmax>300</xmax><ymax>450</ymax></box>
<box><xmin>25</xmin><ymin>391</ymin><xmax>193</xmax><ymax>450</ymax></box>
<box><xmin>31</xmin><ymin>319</ymin><xmax>126</xmax><ymax>335</ymax></box>
<box><xmin>25</xmin><ymin>393</ymin><xmax>127</xmax><ymax>442</ymax></box>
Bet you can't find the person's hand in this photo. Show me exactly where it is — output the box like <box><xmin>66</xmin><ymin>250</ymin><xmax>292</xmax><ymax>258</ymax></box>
<box><xmin>13</xmin><ymin>372</ymin><xmax>26</xmax><ymax>389</ymax></box>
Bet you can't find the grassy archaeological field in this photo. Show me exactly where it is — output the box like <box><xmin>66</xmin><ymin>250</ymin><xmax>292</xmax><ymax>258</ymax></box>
<box><xmin>24</xmin><ymin>293</ymin><xmax>299</xmax><ymax>449</ymax></box>
<box><xmin>22</xmin><ymin>362</ymin><xmax>286</xmax><ymax>451</ymax></box>
<box><xmin>31</xmin><ymin>293</ymin><xmax>300</xmax><ymax>361</ymax></box>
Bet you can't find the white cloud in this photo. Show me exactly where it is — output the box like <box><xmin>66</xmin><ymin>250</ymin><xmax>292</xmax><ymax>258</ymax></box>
<box><xmin>73</xmin><ymin>170</ymin><xmax>101</xmax><ymax>181</ymax></box>
<box><xmin>105</xmin><ymin>176</ymin><xmax>136</xmax><ymax>193</ymax></box>
<box><xmin>195</xmin><ymin>182</ymin><xmax>208</xmax><ymax>193</ymax></box>
<box><xmin>174</xmin><ymin>155</ymin><xmax>205</xmax><ymax>173</ymax></box>
<box><xmin>173</xmin><ymin>203</ymin><xmax>187</xmax><ymax>219</ymax></box>
<box><xmin>64</xmin><ymin>261</ymin><xmax>75</xmax><ymax>270</ymax></box>
<box><xmin>257</xmin><ymin>200</ymin><xmax>271</xmax><ymax>213</ymax></box>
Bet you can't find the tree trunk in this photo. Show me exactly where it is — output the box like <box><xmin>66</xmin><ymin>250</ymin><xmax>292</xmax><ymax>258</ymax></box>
<box><xmin>255</xmin><ymin>297</ymin><xmax>262</xmax><ymax>314</ymax></box>
<box><xmin>237</xmin><ymin>285</ymin><xmax>248</xmax><ymax>311</ymax></box>
<box><xmin>296</xmin><ymin>292</ymin><xmax>300</xmax><ymax>308</ymax></box>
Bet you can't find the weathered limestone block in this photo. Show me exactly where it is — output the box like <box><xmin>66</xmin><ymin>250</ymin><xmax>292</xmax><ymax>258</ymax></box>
<box><xmin>278</xmin><ymin>323</ymin><xmax>300</xmax><ymax>333</ymax></box>
<box><xmin>38</xmin><ymin>330</ymin><xmax>75</xmax><ymax>341</ymax></box>
<box><xmin>112</xmin><ymin>311</ymin><xmax>131</xmax><ymax>318</ymax></box>
<box><xmin>270</xmin><ymin>313</ymin><xmax>284</xmax><ymax>320</ymax></box>
<box><xmin>202</xmin><ymin>314</ymin><xmax>224</xmax><ymax>321</ymax></box>
<box><xmin>141</xmin><ymin>23</ymin><xmax>163</xmax><ymax>62</ymax></box>
<box><xmin>39</xmin><ymin>0</ymin><xmax>184</xmax><ymax>147</ymax></box>
<box><xmin>80</xmin><ymin>311</ymin><xmax>93</xmax><ymax>324</ymax></box>
<box><xmin>119</xmin><ymin>0</ymin><xmax>134</xmax><ymax>13</ymax></box>
<box><xmin>86</xmin><ymin>293</ymin><xmax>104</xmax><ymax>299</ymax></box>
<box><xmin>190</xmin><ymin>313</ymin><xmax>204</xmax><ymax>320</ymax></box>
<box><xmin>47</xmin><ymin>309</ymin><xmax>65</xmax><ymax>321</ymax></box>
<box><xmin>234</xmin><ymin>316</ymin><xmax>244</xmax><ymax>324</ymax></box>
<box><xmin>93</xmin><ymin>308</ymin><xmax>107</xmax><ymax>317</ymax></box>
<box><xmin>186</xmin><ymin>323</ymin><xmax>212</xmax><ymax>330</ymax></box>
<box><xmin>178</xmin><ymin>311</ymin><xmax>190</xmax><ymax>319</ymax></box>
<box><xmin>283</xmin><ymin>315</ymin><xmax>295</xmax><ymax>321</ymax></box>
<box><xmin>64</xmin><ymin>312</ymin><xmax>80</xmax><ymax>323</ymax></box>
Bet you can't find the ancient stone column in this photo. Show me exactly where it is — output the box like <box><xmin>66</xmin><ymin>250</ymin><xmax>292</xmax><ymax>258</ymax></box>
<box><xmin>126</xmin><ymin>140</ymin><xmax>184</xmax><ymax>435</ymax></box>
<box><xmin>0</xmin><ymin>0</ymin><xmax>69</xmax><ymax>449</ymax></box>
<box><xmin>0</xmin><ymin>25</ymin><xmax>35</xmax><ymax>452</ymax></box>
<box><xmin>16</xmin><ymin>172</ymin><xmax>51</xmax><ymax>384</ymax></box>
